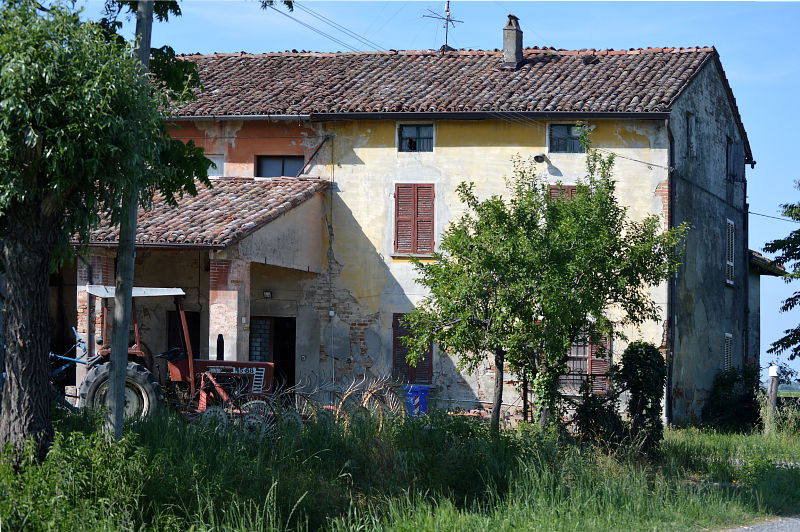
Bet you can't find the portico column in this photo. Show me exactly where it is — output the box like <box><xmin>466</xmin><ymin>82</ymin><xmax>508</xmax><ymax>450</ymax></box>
<box><xmin>208</xmin><ymin>257</ymin><xmax>251</xmax><ymax>361</ymax></box>
<box><xmin>75</xmin><ymin>251</ymin><xmax>115</xmax><ymax>386</ymax></box>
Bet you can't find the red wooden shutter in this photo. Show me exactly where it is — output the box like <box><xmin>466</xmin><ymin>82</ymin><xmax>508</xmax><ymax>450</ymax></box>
<box><xmin>588</xmin><ymin>340</ymin><xmax>610</xmax><ymax>394</ymax></box>
<box><xmin>415</xmin><ymin>185</ymin><xmax>435</xmax><ymax>253</ymax></box>
<box><xmin>395</xmin><ymin>184</ymin><xmax>435</xmax><ymax>254</ymax></box>
<box><xmin>395</xmin><ymin>185</ymin><xmax>415</xmax><ymax>253</ymax></box>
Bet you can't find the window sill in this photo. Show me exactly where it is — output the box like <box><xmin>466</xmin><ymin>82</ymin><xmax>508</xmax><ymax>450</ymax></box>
<box><xmin>392</xmin><ymin>253</ymin><xmax>435</xmax><ymax>260</ymax></box>
<box><xmin>725</xmin><ymin>280</ymin><xmax>735</xmax><ymax>288</ymax></box>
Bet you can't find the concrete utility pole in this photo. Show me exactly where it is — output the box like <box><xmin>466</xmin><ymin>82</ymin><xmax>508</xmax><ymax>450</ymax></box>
<box><xmin>108</xmin><ymin>0</ymin><xmax>153</xmax><ymax>440</ymax></box>
<box><xmin>765</xmin><ymin>365</ymin><xmax>779</xmax><ymax>435</ymax></box>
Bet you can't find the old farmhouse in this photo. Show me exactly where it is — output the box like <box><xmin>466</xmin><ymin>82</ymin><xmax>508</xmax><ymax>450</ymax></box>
<box><xmin>52</xmin><ymin>15</ymin><xmax>781</xmax><ymax>424</ymax></box>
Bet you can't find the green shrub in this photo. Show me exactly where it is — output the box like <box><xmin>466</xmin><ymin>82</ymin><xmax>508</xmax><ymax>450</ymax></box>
<box><xmin>702</xmin><ymin>366</ymin><xmax>760</xmax><ymax>432</ymax></box>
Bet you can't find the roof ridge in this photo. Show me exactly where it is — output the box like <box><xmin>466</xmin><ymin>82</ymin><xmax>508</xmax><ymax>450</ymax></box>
<box><xmin>178</xmin><ymin>46</ymin><xmax>716</xmax><ymax>59</ymax></box>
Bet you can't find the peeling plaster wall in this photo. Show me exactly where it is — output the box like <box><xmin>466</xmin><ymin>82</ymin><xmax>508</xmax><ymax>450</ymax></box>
<box><xmin>168</xmin><ymin>120</ymin><xmax>321</xmax><ymax>177</ymax></box>
<box><xmin>669</xmin><ymin>60</ymin><xmax>750</xmax><ymax>424</ymax></box>
<box><xmin>305</xmin><ymin>118</ymin><xmax>670</xmax><ymax>413</ymax></box>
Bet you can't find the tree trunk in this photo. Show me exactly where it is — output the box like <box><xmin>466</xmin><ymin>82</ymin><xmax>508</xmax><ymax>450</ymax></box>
<box><xmin>490</xmin><ymin>348</ymin><xmax>505</xmax><ymax>432</ymax></box>
<box><xmin>0</xmin><ymin>202</ymin><xmax>58</xmax><ymax>460</ymax></box>
<box><xmin>108</xmin><ymin>0</ymin><xmax>153</xmax><ymax>439</ymax></box>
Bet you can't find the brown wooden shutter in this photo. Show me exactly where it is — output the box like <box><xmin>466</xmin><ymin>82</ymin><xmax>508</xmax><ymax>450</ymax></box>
<box><xmin>415</xmin><ymin>185</ymin><xmax>435</xmax><ymax>253</ymax></box>
<box><xmin>392</xmin><ymin>313</ymin><xmax>433</xmax><ymax>384</ymax></box>
<box><xmin>395</xmin><ymin>184</ymin><xmax>415</xmax><ymax>253</ymax></box>
<box><xmin>588</xmin><ymin>339</ymin><xmax>610</xmax><ymax>394</ymax></box>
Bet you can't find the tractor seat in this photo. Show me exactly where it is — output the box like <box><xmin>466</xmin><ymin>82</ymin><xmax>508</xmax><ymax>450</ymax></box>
<box><xmin>155</xmin><ymin>347</ymin><xmax>187</xmax><ymax>363</ymax></box>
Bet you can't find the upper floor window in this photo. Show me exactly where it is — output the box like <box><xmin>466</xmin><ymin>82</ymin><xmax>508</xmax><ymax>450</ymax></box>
<box><xmin>394</xmin><ymin>184</ymin><xmax>435</xmax><ymax>255</ymax></box>
<box><xmin>685</xmin><ymin>113</ymin><xmax>696</xmax><ymax>158</ymax></box>
<box><xmin>256</xmin><ymin>155</ymin><xmax>304</xmax><ymax>178</ymax></box>
<box><xmin>726</xmin><ymin>137</ymin><xmax>743</xmax><ymax>181</ymax></box>
<box><xmin>549</xmin><ymin>125</ymin><xmax>584</xmax><ymax>153</ymax></box>
<box><xmin>398</xmin><ymin>124</ymin><xmax>433</xmax><ymax>152</ymax></box>
<box><xmin>725</xmin><ymin>219</ymin><xmax>735</xmax><ymax>285</ymax></box>
<box><xmin>206</xmin><ymin>154</ymin><xmax>224</xmax><ymax>177</ymax></box>
<box><xmin>723</xmin><ymin>333</ymin><xmax>733</xmax><ymax>370</ymax></box>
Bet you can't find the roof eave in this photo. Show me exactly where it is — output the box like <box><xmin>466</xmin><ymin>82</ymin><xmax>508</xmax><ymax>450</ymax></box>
<box><xmin>309</xmin><ymin>111</ymin><xmax>672</xmax><ymax>122</ymax></box>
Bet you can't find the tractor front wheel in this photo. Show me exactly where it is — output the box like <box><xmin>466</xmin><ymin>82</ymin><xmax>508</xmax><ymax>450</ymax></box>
<box><xmin>79</xmin><ymin>362</ymin><xmax>163</xmax><ymax>419</ymax></box>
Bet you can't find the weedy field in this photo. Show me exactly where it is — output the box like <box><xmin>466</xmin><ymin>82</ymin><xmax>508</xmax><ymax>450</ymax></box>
<box><xmin>0</xmin><ymin>410</ymin><xmax>798</xmax><ymax>531</ymax></box>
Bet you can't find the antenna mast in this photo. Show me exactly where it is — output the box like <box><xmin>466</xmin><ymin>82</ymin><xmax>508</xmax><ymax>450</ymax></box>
<box><xmin>423</xmin><ymin>1</ymin><xmax>463</xmax><ymax>50</ymax></box>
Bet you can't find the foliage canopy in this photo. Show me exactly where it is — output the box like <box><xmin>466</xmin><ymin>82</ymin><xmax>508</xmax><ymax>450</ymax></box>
<box><xmin>403</xmin><ymin>134</ymin><xmax>687</xmax><ymax>422</ymax></box>
<box><xmin>763</xmin><ymin>180</ymin><xmax>800</xmax><ymax>360</ymax></box>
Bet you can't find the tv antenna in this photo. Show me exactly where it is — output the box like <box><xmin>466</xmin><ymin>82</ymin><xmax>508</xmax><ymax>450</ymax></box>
<box><xmin>423</xmin><ymin>1</ymin><xmax>463</xmax><ymax>51</ymax></box>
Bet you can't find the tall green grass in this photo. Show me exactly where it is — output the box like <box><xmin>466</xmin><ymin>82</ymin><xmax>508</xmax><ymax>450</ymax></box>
<box><xmin>0</xmin><ymin>410</ymin><xmax>798</xmax><ymax>531</ymax></box>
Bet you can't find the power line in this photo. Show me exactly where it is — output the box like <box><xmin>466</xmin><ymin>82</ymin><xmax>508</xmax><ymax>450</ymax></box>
<box><xmin>750</xmin><ymin>211</ymin><xmax>800</xmax><ymax>224</ymax></box>
<box><xmin>293</xmin><ymin>2</ymin><xmax>385</xmax><ymax>51</ymax></box>
<box><xmin>266</xmin><ymin>5</ymin><xmax>361</xmax><ymax>53</ymax></box>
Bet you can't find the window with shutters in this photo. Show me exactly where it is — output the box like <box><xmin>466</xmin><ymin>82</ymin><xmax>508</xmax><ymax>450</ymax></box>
<box><xmin>723</xmin><ymin>333</ymin><xmax>733</xmax><ymax>370</ymax></box>
<box><xmin>392</xmin><ymin>313</ymin><xmax>432</xmax><ymax>384</ymax></box>
<box><xmin>549</xmin><ymin>125</ymin><xmax>585</xmax><ymax>153</ymax></box>
<box><xmin>398</xmin><ymin>124</ymin><xmax>434</xmax><ymax>152</ymax></box>
<box><xmin>394</xmin><ymin>184</ymin><xmax>435</xmax><ymax>255</ymax></box>
<box><xmin>725</xmin><ymin>219</ymin><xmax>735</xmax><ymax>286</ymax></box>
<box><xmin>548</xmin><ymin>184</ymin><xmax>577</xmax><ymax>200</ymax></box>
<box><xmin>726</xmin><ymin>137</ymin><xmax>744</xmax><ymax>181</ymax></box>
<box><xmin>559</xmin><ymin>336</ymin><xmax>611</xmax><ymax>395</ymax></box>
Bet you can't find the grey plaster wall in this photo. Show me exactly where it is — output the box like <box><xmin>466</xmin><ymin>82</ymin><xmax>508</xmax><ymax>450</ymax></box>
<box><xmin>669</xmin><ymin>59</ymin><xmax>750</xmax><ymax>424</ymax></box>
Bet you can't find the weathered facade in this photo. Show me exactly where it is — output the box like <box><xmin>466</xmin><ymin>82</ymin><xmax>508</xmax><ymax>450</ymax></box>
<box><xmin>62</xmin><ymin>15</ymin><xmax>781</xmax><ymax>425</ymax></box>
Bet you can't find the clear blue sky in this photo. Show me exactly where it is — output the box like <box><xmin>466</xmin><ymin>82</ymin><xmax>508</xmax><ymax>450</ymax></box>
<box><xmin>78</xmin><ymin>0</ymin><xmax>800</xmax><ymax>374</ymax></box>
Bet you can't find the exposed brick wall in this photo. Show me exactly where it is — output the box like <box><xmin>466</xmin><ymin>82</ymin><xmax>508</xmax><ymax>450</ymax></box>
<box><xmin>209</xmin><ymin>259</ymin><xmax>231</xmax><ymax>290</ymax></box>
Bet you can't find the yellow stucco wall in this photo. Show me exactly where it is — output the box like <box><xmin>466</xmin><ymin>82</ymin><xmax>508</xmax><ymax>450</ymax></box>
<box><xmin>304</xmin><ymin>118</ymin><xmax>671</xmax><ymax>411</ymax></box>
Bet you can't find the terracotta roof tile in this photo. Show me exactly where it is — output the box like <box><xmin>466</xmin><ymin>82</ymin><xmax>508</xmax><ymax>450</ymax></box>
<box><xmin>89</xmin><ymin>178</ymin><xmax>326</xmax><ymax>248</ymax></box>
<box><xmin>172</xmin><ymin>47</ymin><xmax>717</xmax><ymax>117</ymax></box>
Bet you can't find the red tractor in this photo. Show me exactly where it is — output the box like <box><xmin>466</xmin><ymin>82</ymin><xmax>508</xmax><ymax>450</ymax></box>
<box><xmin>78</xmin><ymin>286</ymin><xmax>275</xmax><ymax>420</ymax></box>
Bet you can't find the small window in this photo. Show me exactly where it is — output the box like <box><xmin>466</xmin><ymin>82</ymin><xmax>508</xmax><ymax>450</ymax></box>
<box><xmin>395</xmin><ymin>184</ymin><xmax>435</xmax><ymax>254</ymax></box>
<box><xmin>549</xmin><ymin>125</ymin><xmax>584</xmax><ymax>153</ymax></box>
<box><xmin>725</xmin><ymin>219</ymin><xmax>735</xmax><ymax>285</ymax></box>
<box><xmin>206</xmin><ymin>154</ymin><xmax>225</xmax><ymax>177</ymax></box>
<box><xmin>256</xmin><ymin>155</ymin><xmax>305</xmax><ymax>178</ymax></box>
<box><xmin>548</xmin><ymin>184</ymin><xmax>577</xmax><ymax>200</ymax></box>
<box><xmin>726</xmin><ymin>138</ymin><xmax>743</xmax><ymax>181</ymax></box>
<box><xmin>392</xmin><ymin>313</ymin><xmax>432</xmax><ymax>384</ymax></box>
<box><xmin>686</xmin><ymin>113</ymin><xmax>695</xmax><ymax>157</ymax></box>
<box><xmin>398</xmin><ymin>124</ymin><xmax>433</xmax><ymax>152</ymax></box>
<box><xmin>723</xmin><ymin>333</ymin><xmax>733</xmax><ymax>370</ymax></box>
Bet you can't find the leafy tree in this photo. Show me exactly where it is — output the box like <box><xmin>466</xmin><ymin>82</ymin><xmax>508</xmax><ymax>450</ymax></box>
<box><xmin>403</xmin><ymin>135</ymin><xmax>686</xmax><ymax>431</ymax></box>
<box><xmin>763</xmin><ymin>181</ymin><xmax>800</xmax><ymax>360</ymax></box>
<box><xmin>0</xmin><ymin>0</ymin><xmax>209</xmax><ymax>458</ymax></box>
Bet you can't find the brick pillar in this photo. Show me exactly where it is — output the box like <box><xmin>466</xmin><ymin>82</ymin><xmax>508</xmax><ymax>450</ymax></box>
<box><xmin>76</xmin><ymin>252</ymin><xmax>115</xmax><ymax>386</ymax></box>
<box><xmin>208</xmin><ymin>257</ymin><xmax>250</xmax><ymax>361</ymax></box>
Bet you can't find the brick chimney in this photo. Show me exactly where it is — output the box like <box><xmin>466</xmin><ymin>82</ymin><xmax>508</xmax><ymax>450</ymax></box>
<box><xmin>503</xmin><ymin>14</ymin><xmax>523</xmax><ymax>69</ymax></box>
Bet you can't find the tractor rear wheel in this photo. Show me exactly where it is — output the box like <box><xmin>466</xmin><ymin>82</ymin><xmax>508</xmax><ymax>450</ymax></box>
<box><xmin>79</xmin><ymin>362</ymin><xmax>163</xmax><ymax>419</ymax></box>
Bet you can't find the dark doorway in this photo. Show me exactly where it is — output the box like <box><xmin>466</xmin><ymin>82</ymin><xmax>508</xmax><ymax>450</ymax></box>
<box><xmin>273</xmin><ymin>317</ymin><xmax>296</xmax><ymax>390</ymax></box>
<box><xmin>250</xmin><ymin>316</ymin><xmax>296</xmax><ymax>390</ymax></box>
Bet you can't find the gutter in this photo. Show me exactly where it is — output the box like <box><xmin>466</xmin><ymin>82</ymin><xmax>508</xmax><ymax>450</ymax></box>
<box><xmin>169</xmin><ymin>110</ymin><xmax>672</xmax><ymax>123</ymax></box>
<box><xmin>310</xmin><ymin>111</ymin><xmax>672</xmax><ymax>122</ymax></box>
<box><xmin>170</xmin><ymin>114</ymin><xmax>311</xmax><ymax>122</ymax></box>
<box><xmin>88</xmin><ymin>242</ymin><xmax>227</xmax><ymax>251</ymax></box>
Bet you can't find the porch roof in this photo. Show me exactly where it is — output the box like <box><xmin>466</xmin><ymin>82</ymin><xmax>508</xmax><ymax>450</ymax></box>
<box><xmin>89</xmin><ymin>177</ymin><xmax>327</xmax><ymax>249</ymax></box>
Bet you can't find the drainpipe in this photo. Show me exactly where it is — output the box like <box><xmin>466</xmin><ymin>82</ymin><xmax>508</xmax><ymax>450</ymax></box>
<box><xmin>665</xmin><ymin>118</ymin><xmax>676</xmax><ymax>426</ymax></box>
